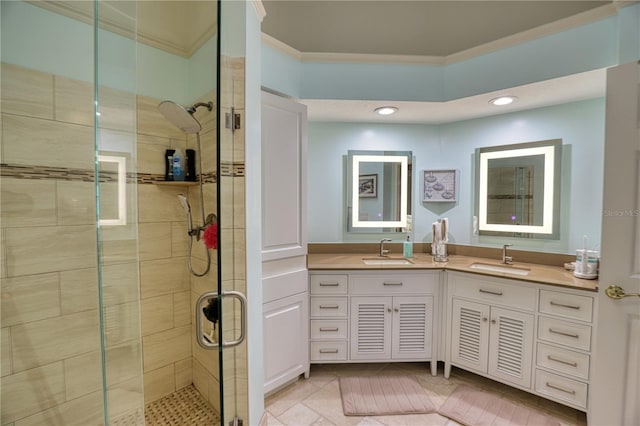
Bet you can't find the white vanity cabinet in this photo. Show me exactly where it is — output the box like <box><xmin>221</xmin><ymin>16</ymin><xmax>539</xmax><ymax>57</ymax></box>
<box><xmin>446</xmin><ymin>271</ymin><xmax>597</xmax><ymax>412</ymax></box>
<box><xmin>309</xmin><ymin>270</ymin><xmax>439</xmax><ymax>373</ymax></box>
<box><xmin>449</xmin><ymin>273</ymin><xmax>536</xmax><ymax>389</ymax></box>
<box><xmin>534</xmin><ymin>289</ymin><xmax>595</xmax><ymax>410</ymax></box>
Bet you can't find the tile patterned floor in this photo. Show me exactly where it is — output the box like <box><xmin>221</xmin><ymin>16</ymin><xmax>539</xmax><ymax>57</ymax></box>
<box><xmin>263</xmin><ymin>363</ymin><xmax>588</xmax><ymax>426</ymax></box>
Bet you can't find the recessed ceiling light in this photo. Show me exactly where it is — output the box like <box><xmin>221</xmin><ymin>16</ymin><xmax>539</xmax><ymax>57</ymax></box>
<box><xmin>489</xmin><ymin>96</ymin><xmax>517</xmax><ymax>106</ymax></box>
<box><xmin>374</xmin><ymin>106</ymin><xmax>398</xmax><ymax>115</ymax></box>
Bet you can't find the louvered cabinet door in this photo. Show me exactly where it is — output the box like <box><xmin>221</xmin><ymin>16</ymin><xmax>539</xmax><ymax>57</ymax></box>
<box><xmin>488</xmin><ymin>307</ymin><xmax>534</xmax><ymax>388</ymax></box>
<box><xmin>451</xmin><ymin>298</ymin><xmax>490</xmax><ymax>373</ymax></box>
<box><xmin>350</xmin><ymin>297</ymin><xmax>391</xmax><ymax>360</ymax></box>
<box><xmin>391</xmin><ymin>296</ymin><xmax>433</xmax><ymax>360</ymax></box>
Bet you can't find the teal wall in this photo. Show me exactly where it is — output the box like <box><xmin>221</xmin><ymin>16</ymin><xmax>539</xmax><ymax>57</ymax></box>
<box><xmin>307</xmin><ymin>98</ymin><xmax>605</xmax><ymax>254</ymax></box>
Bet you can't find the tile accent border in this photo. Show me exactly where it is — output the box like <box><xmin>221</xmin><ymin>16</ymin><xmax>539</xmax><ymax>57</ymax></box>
<box><xmin>1</xmin><ymin>162</ymin><xmax>245</xmax><ymax>184</ymax></box>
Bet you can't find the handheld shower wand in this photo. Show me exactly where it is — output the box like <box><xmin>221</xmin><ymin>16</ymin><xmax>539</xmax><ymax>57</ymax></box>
<box><xmin>177</xmin><ymin>194</ymin><xmax>193</xmax><ymax>234</ymax></box>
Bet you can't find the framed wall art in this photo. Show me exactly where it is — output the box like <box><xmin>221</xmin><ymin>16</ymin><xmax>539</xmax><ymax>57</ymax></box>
<box><xmin>423</xmin><ymin>169</ymin><xmax>456</xmax><ymax>202</ymax></box>
<box><xmin>359</xmin><ymin>173</ymin><xmax>377</xmax><ymax>198</ymax></box>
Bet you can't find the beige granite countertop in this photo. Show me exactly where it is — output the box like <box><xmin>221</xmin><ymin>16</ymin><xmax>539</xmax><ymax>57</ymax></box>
<box><xmin>307</xmin><ymin>253</ymin><xmax>598</xmax><ymax>292</ymax></box>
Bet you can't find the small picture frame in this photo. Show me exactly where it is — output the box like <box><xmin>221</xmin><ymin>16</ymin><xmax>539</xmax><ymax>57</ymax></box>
<box><xmin>423</xmin><ymin>169</ymin><xmax>456</xmax><ymax>202</ymax></box>
<box><xmin>359</xmin><ymin>174</ymin><xmax>378</xmax><ymax>198</ymax></box>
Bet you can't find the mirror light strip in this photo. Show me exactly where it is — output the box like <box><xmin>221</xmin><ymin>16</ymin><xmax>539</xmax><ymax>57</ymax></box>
<box><xmin>479</xmin><ymin>145</ymin><xmax>555</xmax><ymax>234</ymax></box>
<box><xmin>98</xmin><ymin>155</ymin><xmax>127</xmax><ymax>226</ymax></box>
<box><xmin>352</xmin><ymin>154</ymin><xmax>408</xmax><ymax>228</ymax></box>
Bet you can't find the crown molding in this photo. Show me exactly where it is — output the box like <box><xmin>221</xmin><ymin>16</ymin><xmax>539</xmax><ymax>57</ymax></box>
<box><xmin>263</xmin><ymin>3</ymin><xmax>619</xmax><ymax>66</ymax></box>
<box><xmin>252</xmin><ymin>0</ymin><xmax>266</xmax><ymax>22</ymax></box>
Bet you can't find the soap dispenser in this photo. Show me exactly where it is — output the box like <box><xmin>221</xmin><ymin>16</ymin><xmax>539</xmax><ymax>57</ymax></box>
<box><xmin>403</xmin><ymin>234</ymin><xmax>413</xmax><ymax>258</ymax></box>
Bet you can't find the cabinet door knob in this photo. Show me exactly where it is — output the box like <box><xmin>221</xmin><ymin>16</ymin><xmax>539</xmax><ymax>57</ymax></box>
<box><xmin>491</xmin><ymin>319</ymin><xmax>497</xmax><ymax>324</ymax></box>
<box><xmin>394</xmin><ymin>308</ymin><xmax>399</xmax><ymax>312</ymax></box>
<box><xmin>482</xmin><ymin>317</ymin><xmax>488</xmax><ymax>322</ymax></box>
<box><xmin>387</xmin><ymin>308</ymin><xmax>392</xmax><ymax>313</ymax></box>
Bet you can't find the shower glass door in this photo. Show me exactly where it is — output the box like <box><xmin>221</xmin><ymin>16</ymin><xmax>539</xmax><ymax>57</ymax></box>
<box><xmin>2</xmin><ymin>0</ymin><xmax>248</xmax><ymax>424</ymax></box>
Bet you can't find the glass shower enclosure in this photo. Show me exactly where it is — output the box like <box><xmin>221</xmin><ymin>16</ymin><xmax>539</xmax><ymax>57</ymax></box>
<box><xmin>0</xmin><ymin>1</ymin><xmax>248</xmax><ymax>424</ymax></box>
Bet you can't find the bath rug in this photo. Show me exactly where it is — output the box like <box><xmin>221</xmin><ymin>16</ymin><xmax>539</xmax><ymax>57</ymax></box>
<box><xmin>438</xmin><ymin>384</ymin><xmax>562</xmax><ymax>426</ymax></box>
<box><xmin>339</xmin><ymin>375</ymin><xmax>436</xmax><ymax>416</ymax></box>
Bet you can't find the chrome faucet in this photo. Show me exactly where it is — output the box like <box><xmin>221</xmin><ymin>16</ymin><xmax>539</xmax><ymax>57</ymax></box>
<box><xmin>379</xmin><ymin>238</ymin><xmax>392</xmax><ymax>257</ymax></box>
<box><xmin>502</xmin><ymin>244</ymin><xmax>513</xmax><ymax>264</ymax></box>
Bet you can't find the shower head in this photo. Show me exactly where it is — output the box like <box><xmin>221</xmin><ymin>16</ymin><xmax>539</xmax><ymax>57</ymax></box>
<box><xmin>158</xmin><ymin>101</ymin><xmax>202</xmax><ymax>134</ymax></box>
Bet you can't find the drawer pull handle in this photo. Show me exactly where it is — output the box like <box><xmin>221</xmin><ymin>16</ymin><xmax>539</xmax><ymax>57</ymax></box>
<box><xmin>383</xmin><ymin>282</ymin><xmax>403</xmax><ymax>286</ymax></box>
<box><xmin>319</xmin><ymin>305</ymin><xmax>339</xmax><ymax>309</ymax></box>
<box><xmin>549</xmin><ymin>328</ymin><xmax>580</xmax><ymax>339</ymax></box>
<box><xmin>319</xmin><ymin>349</ymin><xmax>339</xmax><ymax>354</ymax></box>
<box><xmin>319</xmin><ymin>282</ymin><xmax>340</xmax><ymax>287</ymax></box>
<box><xmin>545</xmin><ymin>381</ymin><xmax>576</xmax><ymax>395</ymax></box>
<box><xmin>479</xmin><ymin>288</ymin><xmax>503</xmax><ymax>296</ymax></box>
<box><xmin>550</xmin><ymin>301</ymin><xmax>581</xmax><ymax>310</ymax></box>
<box><xmin>319</xmin><ymin>327</ymin><xmax>339</xmax><ymax>332</ymax></box>
<box><xmin>547</xmin><ymin>355</ymin><xmax>578</xmax><ymax>367</ymax></box>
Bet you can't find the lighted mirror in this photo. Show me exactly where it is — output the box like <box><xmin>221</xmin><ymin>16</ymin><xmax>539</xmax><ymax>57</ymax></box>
<box><xmin>347</xmin><ymin>150</ymin><xmax>412</xmax><ymax>232</ymax></box>
<box><xmin>475</xmin><ymin>139</ymin><xmax>561</xmax><ymax>238</ymax></box>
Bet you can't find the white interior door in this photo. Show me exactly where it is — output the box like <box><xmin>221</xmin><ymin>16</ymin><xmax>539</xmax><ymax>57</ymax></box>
<box><xmin>590</xmin><ymin>61</ymin><xmax>640</xmax><ymax>425</ymax></box>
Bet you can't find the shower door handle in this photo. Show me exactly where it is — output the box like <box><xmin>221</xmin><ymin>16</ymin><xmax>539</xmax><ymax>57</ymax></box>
<box><xmin>196</xmin><ymin>290</ymin><xmax>247</xmax><ymax>350</ymax></box>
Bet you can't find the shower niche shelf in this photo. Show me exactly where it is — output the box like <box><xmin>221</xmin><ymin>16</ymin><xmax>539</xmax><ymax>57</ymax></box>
<box><xmin>154</xmin><ymin>181</ymin><xmax>199</xmax><ymax>186</ymax></box>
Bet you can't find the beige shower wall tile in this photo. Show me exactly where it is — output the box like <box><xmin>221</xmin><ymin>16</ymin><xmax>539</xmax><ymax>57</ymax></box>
<box><xmin>60</xmin><ymin>267</ymin><xmax>98</xmax><ymax>314</ymax></box>
<box><xmin>141</xmin><ymin>294</ymin><xmax>174</xmax><ymax>336</ymax></box>
<box><xmin>5</xmin><ymin>225</ymin><xmax>97</xmax><ymax>277</ymax></box>
<box><xmin>195</xmin><ymin>128</ymin><xmax>217</xmax><ymax>174</ymax></box>
<box><xmin>140</xmin><ymin>257</ymin><xmax>189</xmax><ymax>299</ymax></box>
<box><xmin>1</xmin><ymin>63</ymin><xmax>54</xmax><ymax>119</ymax></box>
<box><xmin>171</xmin><ymin>222</ymin><xmax>190</xmax><ymax>257</ymax></box>
<box><xmin>142</xmin><ymin>325</ymin><xmax>191</xmax><ymax>372</ymax></box>
<box><xmin>138</xmin><ymin>222</ymin><xmax>171</xmax><ymax>261</ymax></box>
<box><xmin>137</xmin><ymin>184</ymin><xmax>186</xmax><ymax>223</ymax></box>
<box><xmin>100</xmin><ymin>224</ymin><xmax>138</xmax><ymax>265</ymax></box>
<box><xmin>53</xmin><ymin>75</ymin><xmax>93</xmax><ymax>126</ymax></box>
<box><xmin>1</xmin><ymin>361</ymin><xmax>65</xmax><ymax>424</ymax></box>
<box><xmin>143</xmin><ymin>364</ymin><xmax>175</xmax><ymax>403</ymax></box>
<box><xmin>192</xmin><ymin>357</ymin><xmax>216</xmax><ymax>405</ymax></box>
<box><xmin>107</xmin><ymin>376</ymin><xmax>144</xmax><ymax>419</ymax></box>
<box><xmin>14</xmin><ymin>391</ymin><xmax>104</xmax><ymax>426</ymax></box>
<box><xmin>2</xmin><ymin>114</ymin><xmax>93</xmax><ymax>169</ymax></box>
<box><xmin>11</xmin><ymin>309</ymin><xmax>101</xmax><ymax>372</ymax></box>
<box><xmin>106</xmin><ymin>341</ymin><xmax>143</xmax><ymax>387</ymax></box>
<box><xmin>220</xmin><ymin>176</ymin><xmax>245</xmax><ymax>229</ymax></box>
<box><xmin>137</xmin><ymin>135</ymin><xmax>171</xmax><ymax>175</ymax></box>
<box><xmin>98</xmin><ymin>85</ymin><xmax>137</xmax><ymax>133</ymax></box>
<box><xmin>1</xmin><ymin>327</ymin><xmax>11</xmax><ymax>377</ymax></box>
<box><xmin>173</xmin><ymin>290</ymin><xmax>191</xmax><ymax>327</ymax></box>
<box><xmin>0</xmin><ymin>179</ymin><xmax>57</xmax><ymax>228</ymax></box>
<box><xmin>102</xmin><ymin>262</ymin><xmax>139</xmax><ymax>306</ymax></box>
<box><xmin>105</xmin><ymin>301</ymin><xmax>141</xmax><ymax>346</ymax></box>
<box><xmin>1</xmin><ymin>273</ymin><xmax>60</xmax><ymax>326</ymax></box>
<box><xmin>64</xmin><ymin>351</ymin><xmax>103</xmax><ymax>400</ymax></box>
<box><xmin>137</xmin><ymin>95</ymin><xmax>185</xmax><ymax>139</ymax></box>
<box><xmin>56</xmin><ymin>180</ymin><xmax>95</xmax><ymax>225</ymax></box>
<box><xmin>174</xmin><ymin>357</ymin><xmax>192</xmax><ymax>389</ymax></box>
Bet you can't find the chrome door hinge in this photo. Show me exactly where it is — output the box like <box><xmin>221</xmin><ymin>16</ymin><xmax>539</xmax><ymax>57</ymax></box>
<box><xmin>225</xmin><ymin>108</ymin><xmax>241</xmax><ymax>131</ymax></box>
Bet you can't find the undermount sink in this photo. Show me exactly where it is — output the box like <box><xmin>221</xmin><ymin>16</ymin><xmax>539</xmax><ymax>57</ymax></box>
<box><xmin>362</xmin><ymin>258</ymin><xmax>414</xmax><ymax>265</ymax></box>
<box><xmin>469</xmin><ymin>262</ymin><xmax>530</xmax><ymax>276</ymax></box>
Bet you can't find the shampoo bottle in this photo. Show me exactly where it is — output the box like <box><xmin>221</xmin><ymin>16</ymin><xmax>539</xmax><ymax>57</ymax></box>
<box><xmin>172</xmin><ymin>148</ymin><xmax>184</xmax><ymax>181</ymax></box>
<box><xmin>403</xmin><ymin>234</ymin><xmax>413</xmax><ymax>258</ymax></box>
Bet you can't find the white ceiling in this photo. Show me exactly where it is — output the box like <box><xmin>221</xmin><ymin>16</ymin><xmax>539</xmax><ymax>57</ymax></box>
<box><xmin>261</xmin><ymin>1</ymin><xmax>612</xmax><ymax>57</ymax></box>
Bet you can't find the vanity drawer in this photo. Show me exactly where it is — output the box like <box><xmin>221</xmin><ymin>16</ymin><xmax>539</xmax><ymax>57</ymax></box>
<box><xmin>310</xmin><ymin>297</ymin><xmax>348</xmax><ymax>317</ymax></box>
<box><xmin>350</xmin><ymin>273</ymin><xmax>434</xmax><ymax>294</ymax></box>
<box><xmin>536</xmin><ymin>343</ymin><xmax>590</xmax><ymax>380</ymax></box>
<box><xmin>450</xmin><ymin>273</ymin><xmax>536</xmax><ymax>311</ymax></box>
<box><xmin>538</xmin><ymin>317</ymin><xmax>591</xmax><ymax>351</ymax></box>
<box><xmin>535</xmin><ymin>369</ymin><xmax>588</xmax><ymax>409</ymax></box>
<box><xmin>310</xmin><ymin>274</ymin><xmax>348</xmax><ymax>294</ymax></box>
<box><xmin>310</xmin><ymin>320</ymin><xmax>348</xmax><ymax>339</ymax></box>
<box><xmin>310</xmin><ymin>341</ymin><xmax>348</xmax><ymax>361</ymax></box>
<box><xmin>539</xmin><ymin>290</ymin><xmax>593</xmax><ymax>322</ymax></box>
